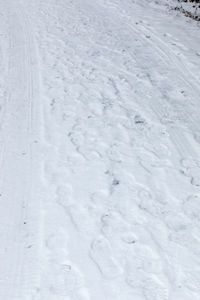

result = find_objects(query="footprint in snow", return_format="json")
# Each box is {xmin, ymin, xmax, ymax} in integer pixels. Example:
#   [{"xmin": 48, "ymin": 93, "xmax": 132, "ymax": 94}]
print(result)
[
  {"xmin": 142, "ymin": 276, "xmax": 169, "ymax": 300},
  {"xmin": 126, "ymin": 269, "xmax": 147, "ymax": 289},
  {"xmin": 180, "ymin": 158, "xmax": 200, "ymax": 186},
  {"xmin": 181, "ymin": 158, "xmax": 200, "ymax": 168},
  {"xmin": 182, "ymin": 166, "xmax": 200, "ymax": 187},
  {"xmin": 138, "ymin": 188, "xmax": 166, "ymax": 217},
  {"xmin": 100, "ymin": 210, "xmax": 129, "ymax": 238},
  {"xmin": 180, "ymin": 268, "xmax": 200, "ymax": 294},
  {"xmin": 164, "ymin": 212, "xmax": 191, "ymax": 231},
  {"xmin": 189, "ymin": 169, "xmax": 200, "ymax": 186},
  {"xmin": 46, "ymin": 263, "xmax": 84, "ymax": 296},
  {"xmin": 183, "ymin": 195, "xmax": 200, "ymax": 221},
  {"xmin": 125, "ymin": 245, "xmax": 164, "ymax": 291},
  {"xmin": 131, "ymin": 244, "xmax": 163, "ymax": 275},
  {"xmin": 90, "ymin": 236, "xmax": 122, "ymax": 279}
]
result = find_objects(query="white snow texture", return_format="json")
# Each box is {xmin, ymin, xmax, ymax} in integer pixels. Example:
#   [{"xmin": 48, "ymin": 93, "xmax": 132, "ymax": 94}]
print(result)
[{"xmin": 0, "ymin": 0, "xmax": 200, "ymax": 299}]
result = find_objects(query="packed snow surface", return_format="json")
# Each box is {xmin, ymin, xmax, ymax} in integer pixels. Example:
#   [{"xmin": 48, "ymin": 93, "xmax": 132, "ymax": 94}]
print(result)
[{"xmin": 0, "ymin": 0, "xmax": 200, "ymax": 299}]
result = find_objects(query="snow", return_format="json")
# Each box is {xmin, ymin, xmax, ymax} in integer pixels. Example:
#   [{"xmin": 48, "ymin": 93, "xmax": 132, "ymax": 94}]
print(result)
[
  {"xmin": 170, "ymin": 0, "xmax": 200, "ymax": 21},
  {"xmin": 0, "ymin": 0, "xmax": 200, "ymax": 299}
]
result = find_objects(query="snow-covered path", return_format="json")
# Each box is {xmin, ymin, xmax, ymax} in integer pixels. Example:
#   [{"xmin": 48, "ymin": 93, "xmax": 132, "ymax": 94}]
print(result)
[
  {"xmin": 0, "ymin": 1, "xmax": 42, "ymax": 299},
  {"xmin": 0, "ymin": 0, "xmax": 200, "ymax": 299}
]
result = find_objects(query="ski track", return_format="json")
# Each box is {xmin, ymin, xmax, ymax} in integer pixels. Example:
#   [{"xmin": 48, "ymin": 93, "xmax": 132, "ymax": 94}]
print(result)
[
  {"xmin": 0, "ymin": 0, "xmax": 42, "ymax": 299},
  {"xmin": 0, "ymin": 0, "xmax": 200, "ymax": 299}
]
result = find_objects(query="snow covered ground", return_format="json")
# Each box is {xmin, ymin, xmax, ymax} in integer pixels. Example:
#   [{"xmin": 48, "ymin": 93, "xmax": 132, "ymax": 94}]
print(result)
[{"xmin": 0, "ymin": 0, "xmax": 200, "ymax": 299}]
